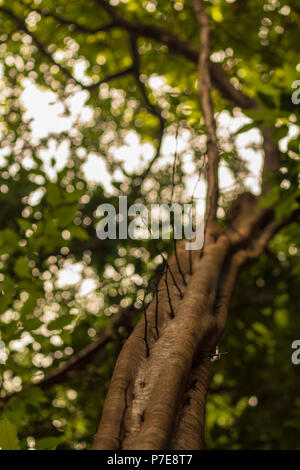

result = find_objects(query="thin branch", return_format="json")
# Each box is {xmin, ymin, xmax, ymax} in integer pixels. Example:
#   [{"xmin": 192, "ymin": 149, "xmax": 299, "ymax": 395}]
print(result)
[
  {"xmin": 192, "ymin": 0, "xmax": 219, "ymax": 233},
  {"xmin": 140, "ymin": 215, "xmax": 184, "ymax": 300},
  {"xmin": 91, "ymin": 66, "xmax": 134, "ymax": 89},
  {"xmin": 170, "ymin": 126, "xmax": 179, "ymax": 204},
  {"xmin": 94, "ymin": 0, "xmax": 256, "ymax": 109},
  {"xmin": 0, "ymin": 6, "xmax": 132, "ymax": 90},
  {"xmin": 92, "ymin": 0, "xmax": 280, "ymax": 204},
  {"xmin": 30, "ymin": 6, "xmax": 115, "ymax": 34},
  {"xmin": 243, "ymin": 219, "xmax": 288, "ymax": 260},
  {"xmin": 129, "ymin": 35, "xmax": 161, "ymax": 118},
  {"xmin": 262, "ymin": 127, "xmax": 281, "ymax": 193},
  {"xmin": 188, "ymin": 154, "xmax": 207, "ymax": 273},
  {"xmin": 170, "ymin": 126, "xmax": 187, "ymax": 286},
  {"xmin": 214, "ymin": 210, "xmax": 299, "ymax": 334},
  {"xmin": 142, "ymin": 117, "xmax": 165, "ymax": 180},
  {"xmin": 164, "ymin": 267, "xmax": 175, "ymax": 318},
  {"xmin": 5, "ymin": 2, "xmax": 257, "ymax": 109},
  {"xmin": 0, "ymin": 306, "xmax": 137, "ymax": 408},
  {"xmin": 128, "ymin": 35, "xmax": 165, "ymax": 179}
]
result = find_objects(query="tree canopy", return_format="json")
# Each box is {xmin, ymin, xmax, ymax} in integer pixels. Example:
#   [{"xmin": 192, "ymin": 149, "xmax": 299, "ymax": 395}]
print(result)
[{"xmin": 0, "ymin": 0, "xmax": 299, "ymax": 450}]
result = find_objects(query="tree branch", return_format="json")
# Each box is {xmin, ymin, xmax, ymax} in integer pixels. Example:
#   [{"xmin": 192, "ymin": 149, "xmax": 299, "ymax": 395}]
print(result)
[
  {"xmin": 128, "ymin": 34, "xmax": 165, "ymax": 178},
  {"xmin": 94, "ymin": 0, "xmax": 256, "ymax": 109},
  {"xmin": 262, "ymin": 127, "xmax": 281, "ymax": 193},
  {"xmin": 192, "ymin": 0, "xmax": 219, "ymax": 234},
  {"xmin": 3, "ymin": 2, "xmax": 257, "ymax": 108},
  {"xmin": 0, "ymin": 307, "xmax": 138, "ymax": 408},
  {"xmin": 0, "ymin": 6, "xmax": 132, "ymax": 90},
  {"xmin": 30, "ymin": 6, "xmax": 115, "ymax": 34}
]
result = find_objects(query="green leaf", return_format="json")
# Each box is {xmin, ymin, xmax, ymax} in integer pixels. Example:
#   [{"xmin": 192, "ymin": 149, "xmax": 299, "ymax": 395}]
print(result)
[
  {"xmin": 22, "ymin": 317, "xmax": 43, "ymax": 331},
  {"xmin": 46, "ymin": 183, "xmax": 61, "ymax": 207},
  {"xmin": 0, "ymin": 418, "xmax": 21, "ymax": 450},
  {"xmin": 275, "ymin": 190, "xmax": 300, "ymax": 220},
  {"xmin": 69, "ymin": 226, "xmax": 90, "ymax": 240},
  {"xmin": 14, "ymin": 257, "xmax": 31, "ymax": 279},
  {"xmin": 258, "ymin": 186, "xmax": 280, "ymax": 209},
  {"xmin": 17, "ymin": 218, "xmax": 33, "ymax": 232},
  {"xmin": 47, "ymin": 314, "xmax": 74, "ymax": 330},
  {"xmin": 0, "ymin": 229, "xmax": 19, "ymax": 255},
  {"xmin": 55, "ymin": 205, "xmax": 77, "ymax": 226},
  {"xmin": 36, "ymin": 437, "xmax": 61, "ymax": 450}
]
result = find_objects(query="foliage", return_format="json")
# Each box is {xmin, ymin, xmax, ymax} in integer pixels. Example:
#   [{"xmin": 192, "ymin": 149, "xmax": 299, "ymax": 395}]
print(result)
[{"xmin": 0, "ymin": 0, "xmax": 299, "ymax": 450}]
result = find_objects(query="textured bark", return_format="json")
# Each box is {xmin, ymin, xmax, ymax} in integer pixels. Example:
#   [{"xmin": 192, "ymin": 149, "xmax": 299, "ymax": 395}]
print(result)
[
  {"xmin": 90, "ymin": 0, "xmax": 286, "ymax": 452},
  {"xmin": 92, "ymin": 0, "xmax": 284, "ymax": 448},
  {"xmin": 93, "ymin": 193, "xmax": 283, "ymax": 450},
  {"xmin": 0, "ymin": 0, "xmax": 294, "ymax": 450}
]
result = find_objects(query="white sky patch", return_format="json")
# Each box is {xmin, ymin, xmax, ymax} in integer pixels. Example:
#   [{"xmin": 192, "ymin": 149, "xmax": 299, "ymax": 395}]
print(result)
[
  {"xmin": 160, "ymin": 130, "xmax": 190, "ymax": 161},
  {"xmin": 148, "ymin": 75, "xmax": 167, "ymax": 91},
  {"xmin": 113, "ymin": 131, "xmax": 141, "ymax": 173},
  {"xmin": 21, "ymin": 80, "xmax": 90, "ymax": 142},
  {"xmin": 79, "ymin": 278, "xmax": 97, "ymax": 297},
  {"xmin": 28, "ymin": 187, "xmax": 46, "ymax": 206},
  {"xmin": 19, "ymin": 80, "xmax": 265, "ymax": 208},
  {"xmin": 110, "ymin": 130, "xmax": 156, "ymax": 174},
  {"xmin": 72, "ymin": 59, "xmax": 89, "ymax": 82},
  {"xmin": 219, "ymin": 163, "xmax": 235, "ymax": 190},
  {"xmin": 56, "ymin": 263, "xmax": 83, "ymax": 288},
  {"xmin": 279, "ymin": 124, "xmax": 299, "ymax": 152},
  {"xmin": 39, "ymin": 139, "xmax": 70, "ymax": 180},
  {"xmin": 42, "ymin": 306, "xmax": 58, "ymax": 324},
  {"xmin": 185, "ymin": 175, "xmax": 207, "ymax": 216},
  {"xmin": 236, "ymin": 129, "xmax": 263, "ymax": 193},
  {"xmin": 22, "ymin": 81, "xmax": 72, "ymax": 140},
  {"xmin": 0, "ymin": 145, "xmax": 11, "ymax": 167},
  {"xmin": 9, "ymin": 332, "xmax": 33, "ymax": 352},
  {"xmin": 217, "ymin": 110, "xmax": 263, "ymax": 194},
  {"xmin": 82, "ymin": 153, "xmax": 114, "ymax": 193}
]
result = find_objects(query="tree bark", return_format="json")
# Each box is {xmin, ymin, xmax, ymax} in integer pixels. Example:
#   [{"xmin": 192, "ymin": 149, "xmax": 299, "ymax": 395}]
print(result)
[
  {"xmin": 91, "ymin": 0, "xmax": 286, "ymax": 452},
  {"xmin": 93, "ymin": 192, "xmax": 283, "ymax": 450}
]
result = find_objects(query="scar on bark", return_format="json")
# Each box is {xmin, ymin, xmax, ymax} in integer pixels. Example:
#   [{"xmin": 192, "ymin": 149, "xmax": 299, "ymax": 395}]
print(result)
[
  {"xmin": 154, "ymin": 276, "xmax": 160, "ymax": 337},
  {"xmin": 119, "ymin": 381, "xmax": 130, "ymax": 447},
  {"xmin": 142, "ymin": 292, "xmax": 150, "ymax": 357}
]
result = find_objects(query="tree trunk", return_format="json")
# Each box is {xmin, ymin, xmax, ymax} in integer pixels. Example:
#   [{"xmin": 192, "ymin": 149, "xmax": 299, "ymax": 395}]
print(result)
[
  {"xmin": 92, "ymin": 0, "xmax": 286, "ymax": 451},
  {"xmin": 93, "ymin": 195, "xmax": 281, "ymax": 450}
]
